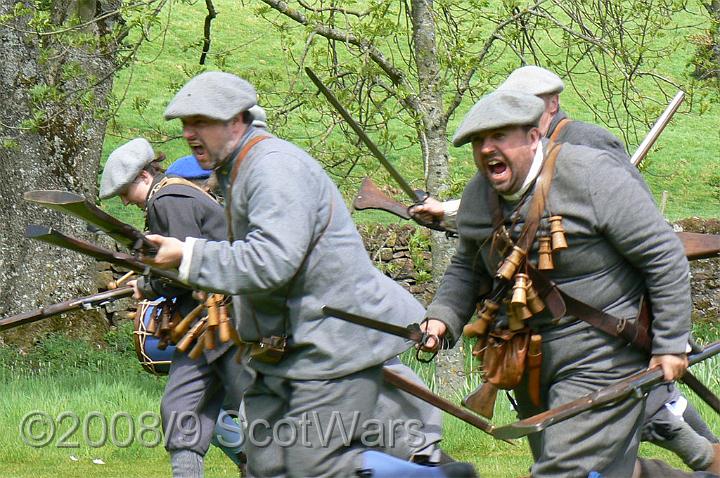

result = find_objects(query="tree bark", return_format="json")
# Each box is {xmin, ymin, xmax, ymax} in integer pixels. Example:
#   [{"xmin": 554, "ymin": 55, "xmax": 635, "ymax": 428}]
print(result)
[
  {"xmin": 0, "ymin": 0, "xmax": 121, "ymax": 346},
  {"xmin": 409, "ymin": 0, "xmax": 464, "ymax": 394}
]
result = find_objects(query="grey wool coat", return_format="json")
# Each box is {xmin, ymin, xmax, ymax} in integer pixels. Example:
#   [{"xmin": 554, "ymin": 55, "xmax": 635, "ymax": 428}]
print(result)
[
  {"xmin": 140, "ymin": 174, "xmax": 231, "ymax": 363},
  {"xmin": 184, "ymin": 127, "xmax": 424, "ymax": 379},
  {"xmin": 426, "ymin": 140, "xmax": 691, "ymax": 355},
  {"xmin": 548, "ymin": 110, "xmax": 629, "ymax": 162}
]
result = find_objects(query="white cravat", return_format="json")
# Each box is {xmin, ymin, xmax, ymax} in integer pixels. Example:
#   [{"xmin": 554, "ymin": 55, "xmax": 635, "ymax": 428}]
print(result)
[{"xmin": 501, "ymin": 145, "xmax": 544, "ymax": 202}]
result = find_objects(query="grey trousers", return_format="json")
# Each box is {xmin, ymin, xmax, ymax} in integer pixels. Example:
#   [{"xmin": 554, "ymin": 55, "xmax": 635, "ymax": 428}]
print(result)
[
  {"xmin": 162, "ymin": 345, "xmax": 254, "ymax": 455},
  {"xmin": 244, "ymin": 365, "xmax": 383, "ymax": 478},
  {"xmin": 642, "ymin": 388, "xmax": 716, "ymax": 471},
  {"xmin": 514, "ymin": 322, "xmax": 647, "ymax": 478},
  {"xmin": 377, "ymin": 358, "xmax": 443, "ymax": 462}
]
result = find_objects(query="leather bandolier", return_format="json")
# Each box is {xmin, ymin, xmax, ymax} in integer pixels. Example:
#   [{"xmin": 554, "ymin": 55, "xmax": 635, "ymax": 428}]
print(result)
[{"xmin": 463, "ymin": 141, "xmax": 653, "ymax": 418}]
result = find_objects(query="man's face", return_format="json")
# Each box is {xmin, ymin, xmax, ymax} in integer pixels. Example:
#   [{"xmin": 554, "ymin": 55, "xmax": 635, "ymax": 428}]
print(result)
[
  {"xmin": 471, "ymin": 125, "xmax": 541, "ymax": 195},
  {"xmin": 119, "ymin": 171, "xmax": 152, "ymax": 209},
  {"xmin": 181, "ymin": 115, "xmax": 245, "ymax": 169}
]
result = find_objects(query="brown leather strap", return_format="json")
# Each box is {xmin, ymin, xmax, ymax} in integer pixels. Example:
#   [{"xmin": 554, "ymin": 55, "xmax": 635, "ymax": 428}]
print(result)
[
  {"xmin": 548, "ymin": 118, "xmax": 571, "ymax": 143},
  {"xmin": 517, "ymin": 141, "xmax": 562, "ymax": 253},
  {"xmin": 225, "ymin": 135, "xmax": 272, "ymax": 241},
  {"xmin": 527, "ymin": 264, "xmax": 652, "ymax": 352}
]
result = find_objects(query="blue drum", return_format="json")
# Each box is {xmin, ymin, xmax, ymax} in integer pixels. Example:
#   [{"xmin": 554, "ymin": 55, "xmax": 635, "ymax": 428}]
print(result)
[{"xmin": 133, "ymin": 299, "xmax": 175, "ymax": 375}]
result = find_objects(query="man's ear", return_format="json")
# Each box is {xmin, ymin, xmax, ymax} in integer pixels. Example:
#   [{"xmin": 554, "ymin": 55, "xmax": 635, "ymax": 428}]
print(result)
[
  {"xmin": 548, "ymin": 95, "xmax": 560, "ymax": 115},
  {"xmin": 528, "ymin": 127, "xmax": 542, "ymax": 149}
]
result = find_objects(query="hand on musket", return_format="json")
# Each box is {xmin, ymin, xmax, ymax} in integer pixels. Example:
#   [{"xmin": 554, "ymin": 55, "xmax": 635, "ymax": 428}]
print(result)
[
  {"xmin": 127, "ymin": 279, "xmax": 144, "ymax": 301},
  {"xmin": 419, "ymin": 318, "xmax": 447, "ymax": 352},
  {"xmin": 650, "ymin": 353, "xmax": 689, "ymax": 381},
  {"xmin": 142, "ymin": 234, "xmax": 184, "ymax": 269},
  {"xmin": 408, "ymin": 197, "xmax": 446, "ymax": 225}
]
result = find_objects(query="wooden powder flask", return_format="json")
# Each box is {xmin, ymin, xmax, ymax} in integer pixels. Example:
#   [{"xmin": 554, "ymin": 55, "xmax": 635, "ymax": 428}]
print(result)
[
  {"xmin": 176, "ymin": 318, "xmax": 207, "ymax": 353},
  {"xmin": 204, "ymin": 295, "xmax": 220, "ymax": 351},
  {"xmin": 549, "ymin": 216, "xmax": 568, "ymax": 251},
  {"xmin": 525, "ymin": 280, "xmax": 546, "ymax": 315},
  {"xmin": 537, "ymin": 236, "xmax": 554, "ymax": 270},
  {"xmin": 159, "ymin": 305, "xmax": 172, "ymax": 334},
  {"xmin": 171, "ymin": 303, "xmax": 205, "ymax": 343},
  {"xmin": 511, "ymin": 273, "xmax": 529, "ymax": 307},
  {"xmin": 497, "ymin": 245, "xmax": 527, "ymax": 281},
  {"xmin": 146, "ymin": 305, "xmax": 160, "ymax": 334},
  {"xmin": 218, "ymin": 302, "xmax": 243, "ymax": 347},
  {"xmin": 464, "ymin": 299, "xmax": 500, "ymax": 339},
  {"xmin": 189, "ymin": 333, "xmax": 206, "ymax": 360}
]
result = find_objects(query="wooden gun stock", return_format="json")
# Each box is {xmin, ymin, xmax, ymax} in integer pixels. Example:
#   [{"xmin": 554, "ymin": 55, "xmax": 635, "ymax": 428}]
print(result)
[
  {"xmin": 381, "ymin": 367, "xmax": 514, "ymax": 444},
  {"xmin": 24, "ymin": 190, "xmax": 157, "ymax": 254},
  {"xmin": 0, "ymin": 286, "xmax": 133, "ymax": 332},
  {"xmin": 462, "ymin": 382, "xmax": 499, "ymax": 419},
  {"xmin": 353, "ymin": 177, "xmax": 412, "ymax": 219},
  {"xmin": 352, "ymin": 177, "xmax": 455, "ymax": 234},
  {"xmin": 677, "ymin": 231, "xmax": 720, "ymax": 260}
]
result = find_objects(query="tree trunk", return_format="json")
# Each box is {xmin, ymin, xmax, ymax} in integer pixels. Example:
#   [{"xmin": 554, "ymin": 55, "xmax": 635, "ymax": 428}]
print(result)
[
  {"xmin": 708, "ymin": 0, "xmax": 720, "ymax": 81},
  {"xmin": 410, "ymin": 0, "xmax": 464, "ymax": 395},
  {"xmin": 0, "ymin": 1, "xmax": 120, "ymax": 347}
]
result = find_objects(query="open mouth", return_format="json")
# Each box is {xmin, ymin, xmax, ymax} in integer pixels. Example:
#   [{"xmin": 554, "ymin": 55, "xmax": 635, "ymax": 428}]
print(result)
[{"xmin": 487, "ymin": 159, "xmax": 509, "ymax": 179}]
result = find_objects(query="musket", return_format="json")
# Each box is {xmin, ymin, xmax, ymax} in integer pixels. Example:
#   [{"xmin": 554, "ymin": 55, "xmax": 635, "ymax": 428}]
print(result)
[
  {"xmin": 492, "ymin": 340, "xmax": 720, "ymax": 440},
  {"xmin": 0, "ymin": 286, "xmax": 133, "ymax": 332},
  {"xmin": 304, "ymin": 68, "xmax": 447, "ymax": 233},
  {"xmin": 321, "ymin": 305, "xmax": 439, "ymax": 363},
  {"xmin": 677, "ymin": 231, "xmax": 720, "ymax": 260},
  {"xmin": 381, "ymin": 367, "xmax": 514, "ymax": 445},
  {"xmin": 24, "ymin": 190, "xmax": 156, "ymax": 254},
  {"xmin": 630, "ymin": 91, "xmax": 685, "ymax": 166},
  {"xmin": 25, "ymin": 224, "xmax": 182, "ymax": 285}
]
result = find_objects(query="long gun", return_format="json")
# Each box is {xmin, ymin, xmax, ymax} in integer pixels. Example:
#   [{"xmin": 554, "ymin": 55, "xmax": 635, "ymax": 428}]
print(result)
[
  {"xmin": 25, "ymin": 225, "xmax": 182, "ymax": 285},
  {"xmin": 24, "ymin": 190, "xmax": 156, "ymax": 254},
  {"xmin": 0, "ymin": 286, "xmax": 133, "ymax": 332},
  {"xmin": 492, "ymin": 340, "xmax": 720, "ymax": 440},
  {"xmin": 305, "ymin": 68, "xmax": 448, "ymax": 233},
  {"xmin": 382, "ymin": 367, "xmax": 513, "ymax": 444}
]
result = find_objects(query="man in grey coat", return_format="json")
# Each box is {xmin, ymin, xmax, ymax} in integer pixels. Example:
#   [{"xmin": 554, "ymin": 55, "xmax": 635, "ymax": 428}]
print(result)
[
  {"xmin": 420, "ymin": 90, "xmax": 691, "ymax": 477},
  {"xmin": 145, "ymin": 71, "xmax": 476, "ymax": 478},
  {"xmin": 411, "ymin": 65, "xmax": 720, "ymax": 475},
  {"xmin": 410, "ymin": 64, "xmax": 628, "ymax": 227}
]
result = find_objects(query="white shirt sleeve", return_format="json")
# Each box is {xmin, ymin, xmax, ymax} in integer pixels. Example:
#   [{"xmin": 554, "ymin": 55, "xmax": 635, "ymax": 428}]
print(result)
[{"xmin": 178, "ymin": 237, "xmax": 198, "ymax": 283}]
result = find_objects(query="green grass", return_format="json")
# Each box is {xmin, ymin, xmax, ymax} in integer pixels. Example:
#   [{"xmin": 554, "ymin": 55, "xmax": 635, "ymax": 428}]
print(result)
[{"xmin": 3, "ymin": 326, "xmax": 717, "ymax": 476}]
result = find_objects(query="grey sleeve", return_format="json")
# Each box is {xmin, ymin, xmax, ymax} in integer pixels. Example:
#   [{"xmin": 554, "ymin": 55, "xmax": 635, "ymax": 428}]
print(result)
[
  {"xmin": 187, "ymin": 152, "xmax": 321, "ymax": 295},
  {"xmin": 426, "ymin": 233, "xmax": 493, "ymax": 344},
  {"xmin": 588, "ymin": 155, "xmax": 691, "ymax": 354}
]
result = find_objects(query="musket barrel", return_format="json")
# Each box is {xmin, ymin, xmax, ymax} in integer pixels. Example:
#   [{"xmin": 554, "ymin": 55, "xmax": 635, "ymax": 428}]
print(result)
[
  {"xmin": 0, "ymin": 286, "xmax": 133, "ymax": 331},
  {"xmin": 630, "ymin": 91, "xmax": 685, "ymax": 167}
]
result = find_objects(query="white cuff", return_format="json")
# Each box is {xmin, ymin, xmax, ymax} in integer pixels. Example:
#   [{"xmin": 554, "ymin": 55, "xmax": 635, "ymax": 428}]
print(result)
[
  {"xmin": 441, "ymin": 199, "xmax": 461, "ymax": 229},
  {"xmin": 178, "ymin": 237, "xmax": 197, "ymax": 283}
]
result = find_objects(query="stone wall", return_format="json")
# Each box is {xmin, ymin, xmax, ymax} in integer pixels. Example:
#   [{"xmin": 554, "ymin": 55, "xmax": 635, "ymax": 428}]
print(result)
[{"xmin": 358, "ymin": 221, "xmax": 720, "ymax": 324}]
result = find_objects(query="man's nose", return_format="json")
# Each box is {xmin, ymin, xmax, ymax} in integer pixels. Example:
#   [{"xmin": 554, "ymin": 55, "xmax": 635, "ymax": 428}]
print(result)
[{"xmin": 182, "ymin": 125, "xmax": 195, "ymax": 139}]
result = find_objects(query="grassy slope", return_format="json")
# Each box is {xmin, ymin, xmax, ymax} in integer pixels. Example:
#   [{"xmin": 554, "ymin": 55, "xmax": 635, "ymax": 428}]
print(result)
[{"xmin": 103, "ymin": 0, "xmax": 719, "ymax": 227}]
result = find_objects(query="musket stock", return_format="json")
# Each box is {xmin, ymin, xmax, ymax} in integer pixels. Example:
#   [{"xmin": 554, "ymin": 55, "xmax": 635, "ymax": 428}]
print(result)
[
  {"xmin": 382, "ymin": 367, "xmax": 514, "ymax": 444},
  {"xmin": 25, "ymin": 225, "xmax": 182, "ymax": 285},
  {"xmin": 492, "ymin": 340, "xmax": 720, "ymax": 440},
  {"xmin": 677, "ymin": 231, "xmax": 720, "ymax": 260},
  {"xmin": 24, "ymin": 190, "xmax": 157, "ymax": 254},
  {"xmin": 353, "ymin": 177, "xmax": 411, "ymax": 220},
  {"xmin": 0, "ymin": 286, "xmax": 133, "ymax": 332},
  {"xmin": 462, "ymin": 382, "xmax": 499, "ymax": 419}
]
